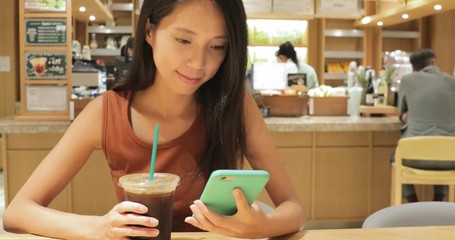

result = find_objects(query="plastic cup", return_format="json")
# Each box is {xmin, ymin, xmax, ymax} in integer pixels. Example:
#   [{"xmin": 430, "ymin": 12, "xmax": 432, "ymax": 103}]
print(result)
[{"xmin": 118, "ymin": 173, "xmax": 180, "ymax": 240}]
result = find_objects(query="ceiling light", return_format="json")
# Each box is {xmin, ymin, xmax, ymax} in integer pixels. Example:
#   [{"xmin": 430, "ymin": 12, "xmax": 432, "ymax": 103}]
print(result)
[
  {"xmin": 79, "ymin": 6, "xmax": 86, "ymax": 12},
  {"xmin": 89, "ymin": 15, "xmax": 96, "ymax": 21},
  {"xmin": 434, "ymin": 4, "xmax": 442, "ymax": 11},
  {"xmin": 361, "ymin": 17, "xmax": 372, "ymax": 24},
  {"xmin": 377, "ymin": 21, "xmax": 384, "ymax": 26},
  {"xmin": 402, "ymin": 14, "xmax": 409, "ymax": 19}
]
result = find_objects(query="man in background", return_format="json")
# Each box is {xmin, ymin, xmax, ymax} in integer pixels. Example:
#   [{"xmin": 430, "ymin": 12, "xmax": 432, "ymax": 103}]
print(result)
[{"xmin": 397, "ymin": 48, "xmax": 455, "ymax": 202}]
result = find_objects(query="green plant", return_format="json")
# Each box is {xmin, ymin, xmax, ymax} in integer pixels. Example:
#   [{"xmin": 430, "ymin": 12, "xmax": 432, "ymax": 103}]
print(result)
[
  {"xmin": 354, "ymin": 66, "xmax": 367, "ymax": 88},
  {"xmin": 382, "ymin": 65, "xmax": 397, "ymax": 85}
]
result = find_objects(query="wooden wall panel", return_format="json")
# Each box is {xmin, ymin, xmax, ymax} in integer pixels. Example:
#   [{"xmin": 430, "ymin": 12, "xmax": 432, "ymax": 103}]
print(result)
[
  {"xmin": 6, "ymin": 133, "xmax": 63, "ymax": 150},
  {"xmin": 72, "ymin": 150, "xmax": 117, "ymax": 215},
  {"xmin": 270, "ymin": 132, "xmax": 312, "ymax": 147},
  {"xmin": 0, "ymin": 1, "xmax": 18, "ymax": 117},
  {"xmin": 315, "ymin": 132, "xmax": 369, "ymax": 147},
  {"xmin": 429, "ymin": 10, "xmax": 455, "ymax": 76},
  {"xmin": 6, "ymin": 150, "xmax": 71, "ymax": 211},
  {"xmin": 371, "ymin": 147, "xmax": 394, "ymax": 213},
  {"xmin": 313, "ymin": 147, "xmax": 370, "ymax": 219}
]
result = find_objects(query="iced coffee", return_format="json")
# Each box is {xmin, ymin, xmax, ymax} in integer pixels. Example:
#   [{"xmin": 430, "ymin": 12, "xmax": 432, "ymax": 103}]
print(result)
[{"xmin": 118, "ymin": 173, "xmax": 180, "ymax": 240}]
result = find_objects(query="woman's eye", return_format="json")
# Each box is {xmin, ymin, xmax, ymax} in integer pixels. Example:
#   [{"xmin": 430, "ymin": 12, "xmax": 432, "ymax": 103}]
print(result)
[
  {"xmin": 175, "ymin": 38, "xmax": 191, "ymax": 45},
  {"xmin": 211, "ymin": 45, "xmax": 226, "ymax": 51}
]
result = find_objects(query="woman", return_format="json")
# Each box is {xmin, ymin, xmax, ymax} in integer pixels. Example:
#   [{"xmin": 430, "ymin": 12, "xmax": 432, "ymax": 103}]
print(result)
[
  {"xmin": 277, "ymin": 41, "xmax": 319, "ymax": 90},
  {"xmin": 3, "ymin": 0, "xmax": 305, "ymax": 239}
]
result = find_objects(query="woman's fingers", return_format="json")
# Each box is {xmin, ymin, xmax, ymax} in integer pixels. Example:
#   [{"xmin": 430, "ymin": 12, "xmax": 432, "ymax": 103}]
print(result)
[{"xmin": 114, "ymin": 201, "xmax": 148, "ymax": 214}]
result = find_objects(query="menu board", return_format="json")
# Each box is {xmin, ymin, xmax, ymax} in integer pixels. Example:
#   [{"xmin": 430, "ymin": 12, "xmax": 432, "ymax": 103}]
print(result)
[
  {"xmin": 273, "ymin": 0, "xmax": 314, "ymax": 15},
  {"xmin": 25, "ymin": 0, "xmax": 66, "ymax": 12},
  {"xmin": 26, "ymin": 85, "xmax": 68, "ymax": 112},
  {"xmin": 288, "ymin": 73, "xmax": 307, "ymax": 87},
  {"xmin": 243, "ymin": 0, "xmax": 272, "ymax": 13},
  {"xmin": 318, "ymin": 0, "xmax": 359, "ymax": 14},
  {"xmin": 25, "ymin": 19, "xmax": 66, "ymax": 45},
  {"xmin": 25, "ymin": 51, "xmax": 67, "ymax": 79}
]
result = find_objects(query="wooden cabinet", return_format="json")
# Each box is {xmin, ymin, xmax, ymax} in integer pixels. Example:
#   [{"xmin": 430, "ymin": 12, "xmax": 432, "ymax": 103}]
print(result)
[
  {"xmin": 4, "ymin": 133, "xmax": 117, "ymax": 215},
  {"xmin": 4, "ymin": 130, "xmax": 406, "ymax": 228},
  {"xmin": 254, "ymin": 130, "xmax": 401, "ymax": 228}
]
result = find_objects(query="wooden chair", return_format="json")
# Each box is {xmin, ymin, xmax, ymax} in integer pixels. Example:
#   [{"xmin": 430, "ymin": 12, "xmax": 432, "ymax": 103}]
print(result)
[{"xmin": 391, "ymin": 136, "xmax": 455, "ymax": 205}]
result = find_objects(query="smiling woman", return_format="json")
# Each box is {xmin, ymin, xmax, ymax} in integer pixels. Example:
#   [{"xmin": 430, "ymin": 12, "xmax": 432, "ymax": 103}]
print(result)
[{"xmin": 3, "ymin": 0, "xmax": 304, "ymax": 239}]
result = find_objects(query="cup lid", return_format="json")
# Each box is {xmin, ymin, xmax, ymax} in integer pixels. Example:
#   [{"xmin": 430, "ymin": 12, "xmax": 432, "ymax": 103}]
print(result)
[{"xmin": 118, "ymin": 173, "xmax": 180, "ymax": 192}]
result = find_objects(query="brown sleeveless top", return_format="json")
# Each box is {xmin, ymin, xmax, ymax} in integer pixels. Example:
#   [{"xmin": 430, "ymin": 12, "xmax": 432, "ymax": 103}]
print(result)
[{"xmin": 101, "ymin": 90, "xmax": 207, "ymax": 232}]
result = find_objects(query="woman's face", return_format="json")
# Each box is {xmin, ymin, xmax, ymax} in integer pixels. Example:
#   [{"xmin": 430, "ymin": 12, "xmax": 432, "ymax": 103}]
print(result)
[
  {"xmin": 146, "ymin": 0, "xmax": 228, "ymax": 96},
  {"xmin": 277, "ymin": 55, "xmax": 288, "ymax": 63}
]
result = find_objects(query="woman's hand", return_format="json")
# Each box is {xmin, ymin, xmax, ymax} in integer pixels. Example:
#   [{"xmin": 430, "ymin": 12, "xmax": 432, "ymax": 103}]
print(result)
[
  {"xmin": 94, "ymin": 201, "xmax": 159, "ymax": 240},
  {"xmin": 184, "ymin": 189, "xmax": 270, "ymax": 239}
]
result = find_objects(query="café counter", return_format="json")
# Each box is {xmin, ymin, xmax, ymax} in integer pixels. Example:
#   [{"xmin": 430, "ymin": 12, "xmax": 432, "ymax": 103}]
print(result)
[{"xmin": 0, "ymin": 116, "xmax": 403, "ymax": 228}]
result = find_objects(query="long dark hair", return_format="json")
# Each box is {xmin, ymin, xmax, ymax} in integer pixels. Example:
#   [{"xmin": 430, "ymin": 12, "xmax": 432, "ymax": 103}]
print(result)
[
  {"xmin": 113, "ymin": 0, "xmax": 248, "ymax": 174},
  {"xmin": 277, "ymin": 41, "xmax": 299, "ymax": 67}
]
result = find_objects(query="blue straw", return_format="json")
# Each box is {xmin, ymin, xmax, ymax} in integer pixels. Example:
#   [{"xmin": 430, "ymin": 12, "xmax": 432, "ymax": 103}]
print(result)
[{"xmin": 149, "ymin": 124, "xmax": 160, "ymax": 180}]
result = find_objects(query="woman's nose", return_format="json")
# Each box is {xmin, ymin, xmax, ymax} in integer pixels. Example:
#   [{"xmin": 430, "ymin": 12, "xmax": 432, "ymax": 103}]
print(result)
[{"xmin": 187, "ymin": 48, "xmax": 207, "ymax": 70}]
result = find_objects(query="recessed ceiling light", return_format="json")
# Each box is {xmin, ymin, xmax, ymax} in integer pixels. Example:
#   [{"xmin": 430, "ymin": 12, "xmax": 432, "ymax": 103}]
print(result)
[
  {"xmin": 79, "ymin": 6, "xmax": 86, "ymax": 12},
  {"xmin": 89, "ymin": 15, "xmax": 96, "ymax": 21},
  {"xmin": 377, "ymin": 21, "xmax": 384, "ymax": 26},
  {"xmin": 402, "ymin": 13, "xmax": 409, "ymax": 19},
  {"xmin": 434, "ymin": 4, "xmax": 442, "ymax": 11},
  {"xmin": 361, "ymin": 17, "xmax": 372, "ymax": 24}
]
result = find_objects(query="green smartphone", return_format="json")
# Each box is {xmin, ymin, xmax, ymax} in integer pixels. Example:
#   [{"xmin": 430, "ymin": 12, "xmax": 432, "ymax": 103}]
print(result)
[{"xmin": 199, "ymin": 169, "xmax": 270, "ymax": 216}]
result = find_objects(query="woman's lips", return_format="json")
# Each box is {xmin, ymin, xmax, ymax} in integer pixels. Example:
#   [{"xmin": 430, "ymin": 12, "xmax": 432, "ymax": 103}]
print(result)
[{"xmin": 176, "ymin": 71, "xmax": 201, "ymax": 85}]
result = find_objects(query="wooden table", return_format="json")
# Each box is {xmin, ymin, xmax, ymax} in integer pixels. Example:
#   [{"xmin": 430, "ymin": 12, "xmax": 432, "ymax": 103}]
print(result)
[{"xmin": 1, "ymin": 226, "xmax": 454, "ymax": 239}]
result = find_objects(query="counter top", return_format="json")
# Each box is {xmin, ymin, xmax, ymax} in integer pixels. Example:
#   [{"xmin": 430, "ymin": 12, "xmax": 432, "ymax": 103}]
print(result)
[
  {"xmin": 264, "ymin": 116, "xmax": 400, "ymax": 132},
  {"xmin": 0, "ymin": 116, "xmax": 400, "ymax": 134}
]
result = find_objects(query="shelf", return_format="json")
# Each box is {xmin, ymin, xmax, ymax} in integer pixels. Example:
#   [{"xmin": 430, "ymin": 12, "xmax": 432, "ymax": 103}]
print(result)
[
  {"xmin": 324, "ymin": 73, "xmax": 347, "ymax": 80},
  {"xmin": 88, "ymin": 26, "xmax": 132, "ymax": 34},
  {"xmin": 325, "ymin": 29, "xmax": 364, "ymax": 38},
  {"xmin": 355, "ymin": 0, "xmax": 455, "ymax": 27},
  {"xmin": 90, "ymin": 48, "xmax": 121, "ymax": 56},
  {"xmin": 382, "ymin": 30, "xmax": 420, "ymax": 39},
  {"xmin": 324, "ymin": 51, "xmax": 363, "ymax": 59},
  {"xmin": 110, "ymin": 3, "xmax": 133, "ymax": 11},
  {"xmin": 72, "ymin": 0, "xmax": 114, "ymax": 22}
]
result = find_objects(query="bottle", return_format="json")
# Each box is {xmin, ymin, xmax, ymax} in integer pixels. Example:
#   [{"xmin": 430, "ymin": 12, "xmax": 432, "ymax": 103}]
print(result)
[
  {"xmin": 377, "ymin": 78, "xmax": 388, "ymax": 106},
  {"xmin": 364, "ymin": 69, "xmax": 375, "ymax": 106},
  {"xmin": 89, "ymin": 33, "xmax": 98, "ymax": 49},
  {"xmin": 377, "ymin": 70, "xmax": 389, "ymax": 106}
]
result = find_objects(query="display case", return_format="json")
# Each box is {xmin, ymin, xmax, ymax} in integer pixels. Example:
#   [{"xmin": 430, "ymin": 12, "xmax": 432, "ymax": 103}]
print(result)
[{"xmin": 323, "ymin": 19, "xmax": 364, "ymax": 87}]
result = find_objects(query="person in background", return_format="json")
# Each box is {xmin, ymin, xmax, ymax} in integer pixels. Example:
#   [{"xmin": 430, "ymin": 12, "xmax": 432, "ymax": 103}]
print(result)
[
  {"xmin": 3, "ymin": 0, "xmax": 305, "ymax": 239},
  {"xmin": 276, "ymin": 41, "xmax": 319, "ymax": 90},
  {"xmin": 120, "ymin": 37, "xmax": 134, "ymax": 62},
  {"xmin": 397, "ymin": 48, "xmax": 455, "ymax": 202}
]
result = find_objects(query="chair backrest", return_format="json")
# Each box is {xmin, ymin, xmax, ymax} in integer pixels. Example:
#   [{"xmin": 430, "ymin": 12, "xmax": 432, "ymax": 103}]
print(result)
[
  {"xmin": 363, "ymin": 202, "xmax": 455, "ymax": 228},
  {"xmin": 257, "ymin": 201, "xmax": 274, "ymax": 213},
  {"xmin": 395, "ymin": 136, "xmax": 455, "ymax": 165}
]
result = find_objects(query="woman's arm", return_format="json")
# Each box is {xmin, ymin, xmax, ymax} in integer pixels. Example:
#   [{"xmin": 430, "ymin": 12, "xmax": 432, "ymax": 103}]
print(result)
[
  {"xmin": 3, "ymin": 97, "xmax": 104, "ymax": 238},
  {"xmin": 3, "ymin": 97, "xmax": 158, "ymax": 239},
  {"xmin": 185, "ymin": 92, "xmax": 305, "ymax": 238},
  {"xmin": 242, "ymin": 91, "xmax": 306, "ymax": 235}
]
